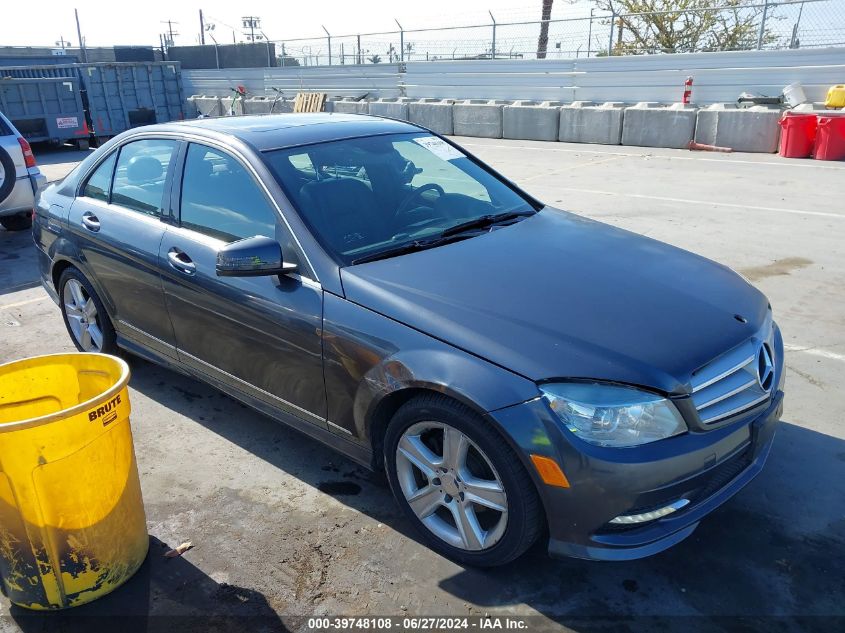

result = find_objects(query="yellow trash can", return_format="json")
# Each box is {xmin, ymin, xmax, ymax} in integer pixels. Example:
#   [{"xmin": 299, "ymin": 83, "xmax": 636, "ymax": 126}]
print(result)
[{"xmin": 0, "ymin": 353, "xmax": 148, "ymax": 610}]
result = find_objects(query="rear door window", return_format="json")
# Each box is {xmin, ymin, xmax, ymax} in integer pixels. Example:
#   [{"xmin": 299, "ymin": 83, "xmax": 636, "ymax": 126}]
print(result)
[
  {"xmin": 111, "ymin": 139, "xmax": 179, "ymax": 216},
  {"xmin": 81, "ymin": 152, "xmax": 117, "ymax": 202}
]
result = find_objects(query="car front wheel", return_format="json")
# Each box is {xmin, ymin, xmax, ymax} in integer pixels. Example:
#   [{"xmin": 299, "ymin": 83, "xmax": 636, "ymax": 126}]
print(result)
[{"xmin": 385, "ymin": 394, "xmax": 543, "ymax": 566}]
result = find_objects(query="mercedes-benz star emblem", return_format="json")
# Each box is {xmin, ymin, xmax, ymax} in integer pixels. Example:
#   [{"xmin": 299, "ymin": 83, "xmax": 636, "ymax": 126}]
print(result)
[{"xmin": 757, "ymin": 343, "xmax": 774, "ymax": 392}]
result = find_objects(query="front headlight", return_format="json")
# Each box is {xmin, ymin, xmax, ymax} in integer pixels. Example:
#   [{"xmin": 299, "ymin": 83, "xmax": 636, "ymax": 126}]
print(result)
[{"xmin": 541, "ymin": 382, "xmax": 687, "ymax": 448}]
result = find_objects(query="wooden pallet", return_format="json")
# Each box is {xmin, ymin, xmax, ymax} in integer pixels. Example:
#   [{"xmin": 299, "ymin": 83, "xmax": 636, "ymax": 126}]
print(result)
[{"xmin": 293, "ymin": 92, "xmax": 327, "ymax": 113}]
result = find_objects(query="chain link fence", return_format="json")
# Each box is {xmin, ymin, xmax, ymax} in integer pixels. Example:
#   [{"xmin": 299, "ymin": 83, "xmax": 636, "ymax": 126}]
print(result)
[{"xmin": 271, "ymin": 0, "xmax": 844, "ymax": 67}]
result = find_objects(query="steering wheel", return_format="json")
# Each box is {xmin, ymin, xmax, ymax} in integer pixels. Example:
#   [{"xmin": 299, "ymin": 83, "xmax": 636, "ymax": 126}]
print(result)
[{"xmin": 395, "ymin": 183, "xmax": 445, "ymax": 217}]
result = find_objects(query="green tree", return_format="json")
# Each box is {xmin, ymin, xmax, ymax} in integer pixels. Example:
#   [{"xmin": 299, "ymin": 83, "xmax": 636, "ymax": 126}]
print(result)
[{"xmin": 598, "ymin": 0, "xmax": 778, "ymax": 54}]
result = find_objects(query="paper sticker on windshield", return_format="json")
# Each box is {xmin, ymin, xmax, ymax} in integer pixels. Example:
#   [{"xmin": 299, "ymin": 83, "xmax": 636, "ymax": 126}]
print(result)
[{"xmin": 413, "ymin": 136, "xmax": 465, "ymax": 161}]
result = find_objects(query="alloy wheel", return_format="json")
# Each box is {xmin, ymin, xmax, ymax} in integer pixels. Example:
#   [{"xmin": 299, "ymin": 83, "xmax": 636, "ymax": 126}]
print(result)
[
  {"xmin": 395, "ymin": 421, "xmax": 508, "ymax": 551},
  {"xmin": 63, "ymin": 279, "xmax": 104, "ymax": 351}
]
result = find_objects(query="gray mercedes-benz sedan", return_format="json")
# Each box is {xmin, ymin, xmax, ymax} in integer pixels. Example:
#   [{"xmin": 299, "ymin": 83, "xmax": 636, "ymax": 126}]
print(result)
[{"xmin": 33, "ymin": 114, "xmax": 784, "ymax": 566}]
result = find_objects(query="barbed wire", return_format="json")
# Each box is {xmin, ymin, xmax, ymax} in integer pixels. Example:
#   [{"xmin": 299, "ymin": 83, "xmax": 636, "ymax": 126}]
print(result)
[{"xmin": 270, "ymin": 0, "xmax": 843, "ymax": 66}]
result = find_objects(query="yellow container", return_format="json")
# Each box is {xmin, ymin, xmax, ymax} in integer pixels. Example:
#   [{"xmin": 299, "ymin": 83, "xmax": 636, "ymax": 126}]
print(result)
[
  {"xmin": 0, "ymin": 353, "xmax": 147, "ymax": 610},
  {"xmin": 826, "ymin": 85, "xmax": 845, "ymax": 109}
]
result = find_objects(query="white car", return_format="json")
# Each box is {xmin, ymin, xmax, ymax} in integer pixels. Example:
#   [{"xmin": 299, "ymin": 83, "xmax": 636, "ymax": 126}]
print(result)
[{"xmin": 0, "ymin": 111, "xmax": 46, "ymax": 231}]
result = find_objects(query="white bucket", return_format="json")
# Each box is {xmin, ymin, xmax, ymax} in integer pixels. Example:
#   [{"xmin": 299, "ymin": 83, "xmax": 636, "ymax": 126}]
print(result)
[{"xmin": 783, "ymin": 82, "xmax": 808, "ymax": 107}]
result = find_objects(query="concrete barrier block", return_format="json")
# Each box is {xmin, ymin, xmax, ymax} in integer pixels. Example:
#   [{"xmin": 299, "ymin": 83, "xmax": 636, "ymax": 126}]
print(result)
[
  {"xmin": 332, "ymin": 98, "xmax": 370, "ymax": 115},
  {"xmin": 559, "ymin": 101, "xmax": 625, "ymax": 145},
  {"xmin": 368, "ymin": 98, "xmax": 411, "ymax": 121},
  {"xmin": 453, "ymin": 100, "xmax": 510, "ymax": 138},
  {"xmin": 409, "ymin": 99, "xmax": 454, "ymax": 135},
  {"xmin": 695, "ymin": 104, "xmax": 782, "ymax": 153},
  {"xmin": 503, "ymin": 101, "xmax": 562, "ymax": 141},
  {"xmin": 269, "ymin": 97, "xmax": 294, "ymax": 113},
  {"xmin": 219, "ymin": 96, "xmax": 245, "ymax": 117},
  {"xmin": 189, "ymin": 95, "xmax": 225, "ymax": 117},
  {"xmin": 792, "ymin": 102, "xmax": 845, "ymax": 116},
  {"xmin": 622, "ymin": 102, "xmax": 697, "ymax": 149},
  {"xmin": 243, "ymin": 96, "xmax": 272, "ymax": 114}
]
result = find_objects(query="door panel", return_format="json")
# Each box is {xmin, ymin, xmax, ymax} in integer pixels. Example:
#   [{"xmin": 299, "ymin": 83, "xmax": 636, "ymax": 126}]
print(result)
[
  {"xmin": 68, "ymin": 139, "xmax": 180, "ymax": 357},
  {"xmin": 160, "ymin": 226, "xmax": 326, "ymax": 425},
  {"xmin": 161, "ymin": 142, "xmax": 326, "ymax": 426}
]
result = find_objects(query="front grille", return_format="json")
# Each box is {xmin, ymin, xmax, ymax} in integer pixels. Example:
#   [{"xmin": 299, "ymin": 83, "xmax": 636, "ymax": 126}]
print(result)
[{"xmin": 690, "ymin": 319, "xmax": 776, "ymax": 425}]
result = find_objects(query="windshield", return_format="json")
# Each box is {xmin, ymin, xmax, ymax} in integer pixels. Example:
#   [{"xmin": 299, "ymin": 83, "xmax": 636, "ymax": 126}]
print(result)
[{"xmin": 263, "ymin": 133, "xmax": 535, "ymax": 265}]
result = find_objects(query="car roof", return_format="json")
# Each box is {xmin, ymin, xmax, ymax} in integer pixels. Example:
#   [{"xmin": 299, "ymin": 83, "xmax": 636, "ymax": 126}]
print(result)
[{"xmin": 136, "ymin": 113, "xmax": 424, "ymax": 151}]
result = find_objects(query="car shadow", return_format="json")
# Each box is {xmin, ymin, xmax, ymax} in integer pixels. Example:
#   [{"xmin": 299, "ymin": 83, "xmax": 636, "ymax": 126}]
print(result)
[
  {"xmin": 9, "ymin": 536, "xmax": 288, "ymax": 633},
  {"xmin": 0, "ymin": 223, "xmax": 41, "ymax": 297},
  {"xmin": 437, "ymin": 421, "xmax": 845, "ymax": 632},
  {"xmin": 125, "ymin": 355, "xmax": 418, "ymax": 539},
  {"xmin": 28, "ymin": 355, "xmax": 842, "ymax": 631}
]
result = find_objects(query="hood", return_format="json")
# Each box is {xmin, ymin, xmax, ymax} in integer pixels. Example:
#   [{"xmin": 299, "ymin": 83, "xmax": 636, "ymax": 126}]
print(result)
[{"xmin": 340, "ymin": 209, "xmax": 769, "ymax": 395}]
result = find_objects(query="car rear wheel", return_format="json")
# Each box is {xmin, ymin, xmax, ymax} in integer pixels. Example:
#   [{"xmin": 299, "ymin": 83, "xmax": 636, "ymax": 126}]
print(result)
[
  {"xmin": 58, "ymin": 268, "xmax": 117, "ymax": 354},
  {"xmin": 0, "ymin": 145, "xmax": 16, "ymax": 204},
  {"xmin": 0, "ymin": 212, "xmax": 33, "ymax": 232},
  {"xmin": 385, "ymin": 394, "xmax": 543, "ymax": 566}
]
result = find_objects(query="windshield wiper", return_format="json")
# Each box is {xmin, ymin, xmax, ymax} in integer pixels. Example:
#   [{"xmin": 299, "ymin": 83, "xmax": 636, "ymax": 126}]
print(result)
[
  {"xmin": 349, "ymin": 210, "xmax": 534, "ymax": 265},
  {"xmin": 350, "ymin": 235, "xmax": 464, "ymax": 265},
  {"xmin": 439, "ymin": 210, "xmax": 535, "ymax": 238}
]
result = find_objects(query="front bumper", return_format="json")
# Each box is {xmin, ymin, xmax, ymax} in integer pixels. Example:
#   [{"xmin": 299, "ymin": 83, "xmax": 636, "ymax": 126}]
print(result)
[{"xmin": 491, "ymin": 388, "xmax": 783, "ymax": 561}]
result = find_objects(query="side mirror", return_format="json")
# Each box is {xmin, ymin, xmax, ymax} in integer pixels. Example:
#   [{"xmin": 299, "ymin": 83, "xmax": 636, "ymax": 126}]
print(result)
[{"xmin": 216, "ymin": 235, "xmax": 297, "ymax": 277}]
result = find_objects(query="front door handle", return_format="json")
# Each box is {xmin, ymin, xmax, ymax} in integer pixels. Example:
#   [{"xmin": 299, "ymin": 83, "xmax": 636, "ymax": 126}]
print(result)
[
  {"xmin": 81, "ymin": 212, "xmax": 100, "ymax": 232},
  {"xmin": 167, "ymin": 248, "xmax": 196, "ymax": 275}
]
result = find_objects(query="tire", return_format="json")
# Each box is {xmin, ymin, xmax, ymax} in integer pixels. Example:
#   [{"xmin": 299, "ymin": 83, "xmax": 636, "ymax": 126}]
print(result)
[
  {"xmin": 58, "ymin": 267, "xmax": 118, "ymax": 354},
  {"xmin": 0, "ymin": 212, "xmax": 32, "ymax": 231},
  {"xmin": 0, "ymin": 145, "xmax": 16, "ymax": 205},
  {"xmin": 385, "ymin": 393, "xmax": 543, "ymax": 566}
]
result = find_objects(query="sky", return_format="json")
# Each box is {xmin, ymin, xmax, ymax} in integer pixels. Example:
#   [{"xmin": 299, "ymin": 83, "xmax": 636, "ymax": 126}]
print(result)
[{"xmin": 0, "ymin": 0, "xmax": 595, "ymax": 48}]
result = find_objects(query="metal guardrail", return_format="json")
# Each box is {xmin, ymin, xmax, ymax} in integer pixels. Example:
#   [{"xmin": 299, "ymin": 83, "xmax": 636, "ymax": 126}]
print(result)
[{"xmin": 181, "ymin": 46, "xmax": 845, "ymax": 105}]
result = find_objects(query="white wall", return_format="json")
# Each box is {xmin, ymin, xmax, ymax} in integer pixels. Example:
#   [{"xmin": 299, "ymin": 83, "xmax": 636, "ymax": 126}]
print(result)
[{"xmin": 183, "ymin": 47, "xmax": 845, "ymax": 104}]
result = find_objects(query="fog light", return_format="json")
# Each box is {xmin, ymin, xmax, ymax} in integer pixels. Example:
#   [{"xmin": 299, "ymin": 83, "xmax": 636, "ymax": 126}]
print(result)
[{"xmin": 609, "ymin": 499, "xmax": 689, "ymax": 525}]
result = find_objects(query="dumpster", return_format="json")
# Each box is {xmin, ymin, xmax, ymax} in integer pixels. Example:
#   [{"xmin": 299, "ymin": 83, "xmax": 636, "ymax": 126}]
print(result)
[
  {"xmin": 0, "ymin": 77, "xmax": 89, "ymax": 146},
  {"xmin": 0, "ymin": 353, "xmax": 147, "ymax": 610},
  {"xmin": 77, "ymin": 62, "xmax": 185, "ymax": 137},
  {"xmin": 778, "ymin": 113, "xmax": 818, "ymax": 158},
  {"xmin": 0, "ymin": 62, "xmax": 186, "ymax": 141}
]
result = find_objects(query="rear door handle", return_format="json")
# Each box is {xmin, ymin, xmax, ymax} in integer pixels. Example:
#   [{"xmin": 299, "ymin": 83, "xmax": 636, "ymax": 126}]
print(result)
[
  {"xmin": 167, "ymin": 248, "xmax": 196, "ymax": 275},
  {"xmin": 81, "ymin": 212, "xmax": 100, "ymax": 232}
]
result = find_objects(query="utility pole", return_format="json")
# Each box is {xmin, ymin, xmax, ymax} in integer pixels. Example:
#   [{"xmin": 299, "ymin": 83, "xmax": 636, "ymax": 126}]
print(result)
[
  {"xmin": 242, "ymin": 16, "xmax": 261, "ymax": 43},
  {"xmin": 74, "ymin": 9, "xmax": 87, "ymax": 62},
  {"xmin": 199, "ymin": 10, "xmax": 205, "ymax": 45},
  {"xmin": 160, "ymin": 20, "xmax": 179, "ymax": 48}
]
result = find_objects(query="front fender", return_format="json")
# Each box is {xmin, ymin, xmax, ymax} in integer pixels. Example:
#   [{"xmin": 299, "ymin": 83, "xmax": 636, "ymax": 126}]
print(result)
[{"xmin": 322, "ymin": 293, "xmax": 539, "ymax": 441}]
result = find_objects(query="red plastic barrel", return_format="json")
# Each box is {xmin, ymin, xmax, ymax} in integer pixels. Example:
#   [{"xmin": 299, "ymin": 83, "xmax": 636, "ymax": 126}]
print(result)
[
  {"xmin": 778, "ymin": 113, "xmax": 818, "ymax": 158},
  {"xmin": 814, "ymin": 116, "xmax": 845, "ymax": 161}
]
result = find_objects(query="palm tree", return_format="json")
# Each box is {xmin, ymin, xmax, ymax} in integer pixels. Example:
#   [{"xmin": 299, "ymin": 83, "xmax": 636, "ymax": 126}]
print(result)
[{"xmin": 537, "ymin": 0, "xmax": 554, "ymax": 58}]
